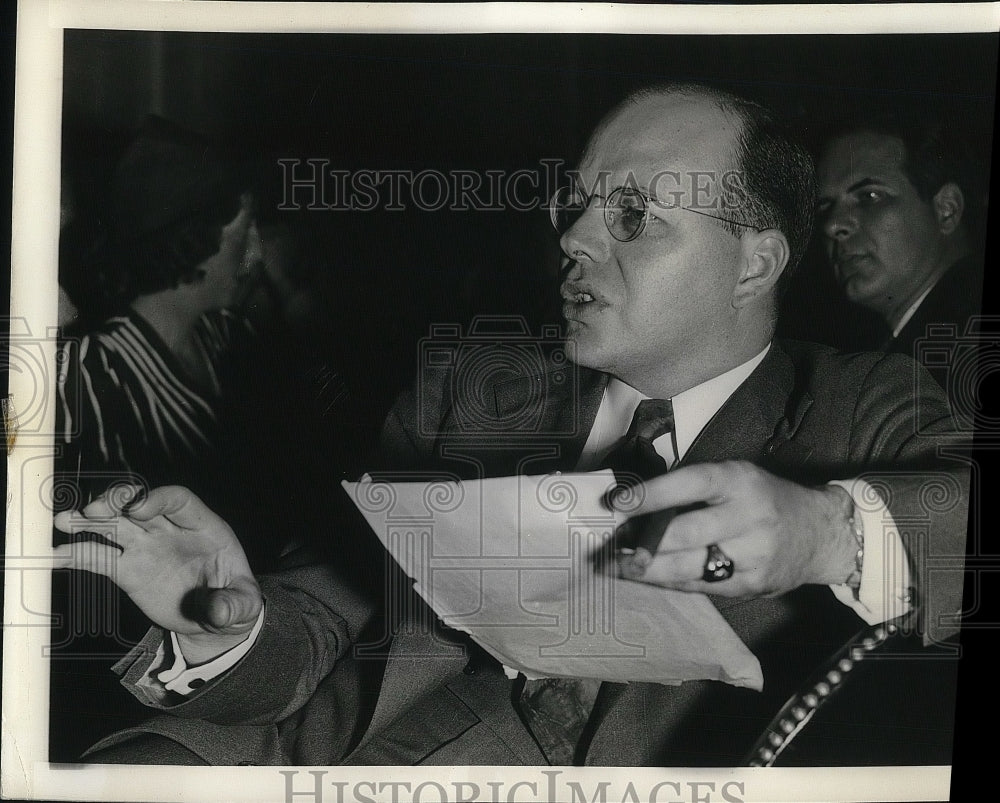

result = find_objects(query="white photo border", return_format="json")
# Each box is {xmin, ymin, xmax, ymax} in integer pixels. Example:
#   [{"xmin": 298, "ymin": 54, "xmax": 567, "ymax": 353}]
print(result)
[{"xmin": 7, "ymin": 2, "xmax": 999, "ymax": 801}]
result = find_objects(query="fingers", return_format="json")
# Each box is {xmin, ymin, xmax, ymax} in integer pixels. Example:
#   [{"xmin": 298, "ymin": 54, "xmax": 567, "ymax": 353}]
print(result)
[
  {"xmin": 634, "ymin": 543, "xmax": 721, "ymax": 587},
  {"xmin": 658, "ymin": 505, "xmax": 732, "ymax": 551},
  {"xmin": 611, "ymin": 505, "xmax": 731, "ymax": 571},
  {"xmin": 206, "ymin": 581, "xmax": 263, "ymax": 632},
  {"xmin": 52, "ymin": 496, "xmax": 123, "ymax": 529},
  {"xmin": 60, "ymin": 485, "xmax": 230, "ymax": 544},
  {"xmin": 613, "ymin": 462, "xmax": 736, "ymax": 518},
  {"xmin": 51, "ymin": 541, "xmax": 120, "ymax": 576},
  {"xmin": 84, "ymin": 484, "xmax": 146, "ymax": 517},
  {"xmin": 618, "ymin": 504, "xmax": 748, "ymax": 591},
  {"xmin": 124, "ymin": 485, "xmax": 213, "ymax": 528},
  {"xmin": 52, "ymin": 508, "xmax": 143, "ymax": 548},
  {"xmin": 625, "ymin": 540, "xmax": 753, "ymax": 597},
  {"xmin": 53, "ymin": 510, "xmax": 77, "ymax": 535},
  {"xmin": 182, "ymin": 578, "xmax": 263, "ymax": 634},
  {"xmin": 53, "ymin": 484, "xmax": 148, "ymax": 540}
]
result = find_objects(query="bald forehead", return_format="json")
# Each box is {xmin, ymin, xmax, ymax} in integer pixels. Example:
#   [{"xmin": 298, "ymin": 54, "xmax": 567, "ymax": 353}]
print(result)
[{"xmin": 581, "ymin": 92, "xmax": 742, "ymax": 177}]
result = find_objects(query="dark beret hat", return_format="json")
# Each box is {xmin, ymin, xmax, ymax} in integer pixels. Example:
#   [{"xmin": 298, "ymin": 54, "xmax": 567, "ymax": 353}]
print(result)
[{"xmin": 110, "ymin": 115, "xmax": 248, "ymax": 243}]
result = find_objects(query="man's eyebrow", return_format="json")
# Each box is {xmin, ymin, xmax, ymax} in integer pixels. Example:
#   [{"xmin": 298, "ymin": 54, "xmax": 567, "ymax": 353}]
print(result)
[
  {"xmin": 845, "ymin": 177, "xmax": 887, "ymax": 193},
  {"xmin": 816, "ymin": 176, "xmax": 888, "ymax": 206}
]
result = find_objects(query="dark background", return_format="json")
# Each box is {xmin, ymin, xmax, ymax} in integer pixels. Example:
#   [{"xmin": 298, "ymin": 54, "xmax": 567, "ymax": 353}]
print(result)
[
  {"xmin": 34, "ymin": 26, "xmax": 999, "ymax": 790},
  {"xmin": 60, "ymin": 31, "xmax": 998, "ymax": 424}
]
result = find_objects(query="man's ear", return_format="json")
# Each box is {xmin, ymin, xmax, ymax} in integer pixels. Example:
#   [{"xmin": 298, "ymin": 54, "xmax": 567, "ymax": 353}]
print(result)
[
  {"xmin": 933, "ymin": 182, "xmax": 965, "ymax": 235},
  {"xmin": 733, "ymin": 228, "xmax": 789, "ymax": 308}
]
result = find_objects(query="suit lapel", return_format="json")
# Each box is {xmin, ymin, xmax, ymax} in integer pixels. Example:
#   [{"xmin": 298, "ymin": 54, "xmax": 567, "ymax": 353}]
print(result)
[{"xmin": 681, "ymin": 343, "xmax": 811, "ymax": 468}]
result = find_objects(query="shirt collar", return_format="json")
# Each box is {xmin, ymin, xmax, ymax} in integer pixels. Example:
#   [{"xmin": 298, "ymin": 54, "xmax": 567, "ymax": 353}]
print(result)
[
  {"xmin": 891, "ymin": 282, "xmax": 937, "ymax": 339},
  {"xmin": 583, "ymin": 344, "xmax": 770, "ymax": 468},
  {"xmin": 670, "ymin": 344, "xmax": 770, "ymax": 459}
]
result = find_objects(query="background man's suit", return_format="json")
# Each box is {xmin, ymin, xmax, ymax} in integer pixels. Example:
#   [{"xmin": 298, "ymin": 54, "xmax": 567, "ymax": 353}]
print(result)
[
  {"xmin": 93, "ymin": 339, "xmax": 968, "ymax": 766},
  {"xmin": 886, "ymin": 254, "xmax": 985, "ymax": 357}
]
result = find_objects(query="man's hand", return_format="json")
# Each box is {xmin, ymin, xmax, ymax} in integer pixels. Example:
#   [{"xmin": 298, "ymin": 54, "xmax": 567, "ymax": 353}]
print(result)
[
  {"xmin": 610, "ymin": 461, "xmax": 860, "ymax": 597},
  {"xmin": 53, "ymin": 485, "xmax": 262, "ymax": 663}
]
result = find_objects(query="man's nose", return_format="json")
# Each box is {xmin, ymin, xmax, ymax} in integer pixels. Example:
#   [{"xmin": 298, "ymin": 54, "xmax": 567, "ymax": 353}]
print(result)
[
  {"xmin": 822, "ymin": 201, "xmax": 856, "ymax": 242},
  {"xmin": 559, "ymin": 203, "xmax": 611, "ymax": 265}
]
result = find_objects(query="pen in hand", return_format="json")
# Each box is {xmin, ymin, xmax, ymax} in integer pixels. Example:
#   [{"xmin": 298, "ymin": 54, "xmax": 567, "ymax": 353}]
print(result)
[
  {"xmin": 592, "ymin": 482, "xmax": 678, "ymax": 581},
  {"xmin": 613, "ymin": 507, "xmax": 677, "ymax": 581}
]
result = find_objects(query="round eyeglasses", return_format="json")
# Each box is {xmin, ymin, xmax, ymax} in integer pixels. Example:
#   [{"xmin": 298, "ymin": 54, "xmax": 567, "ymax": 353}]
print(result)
[{"xmin": 548, "ymin": 185, "xmax": 757, "ymax": 242}]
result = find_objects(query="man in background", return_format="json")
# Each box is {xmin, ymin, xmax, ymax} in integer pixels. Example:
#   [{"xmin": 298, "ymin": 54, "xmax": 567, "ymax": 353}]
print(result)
[{"xmin": 815, "ymin": 113, "xmax": 984, "ymax": 357}]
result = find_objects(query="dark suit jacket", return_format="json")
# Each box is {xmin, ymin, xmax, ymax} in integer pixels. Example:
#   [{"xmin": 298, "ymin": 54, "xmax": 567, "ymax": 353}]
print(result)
[
  {"xmin": 885, "ymin": 254, "xmax": 985, "ymax": 358},
  {"xmin": 104, "ymin": 340, "xmax": 969, "ymax": 766}
]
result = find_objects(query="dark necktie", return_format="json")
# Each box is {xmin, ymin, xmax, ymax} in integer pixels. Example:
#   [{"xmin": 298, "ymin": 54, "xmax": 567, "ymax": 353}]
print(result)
[
  {"xmin": 601, "ymin": 398, "xmax": 676, "ymax": 481},
  {"xmin": 517, "ymin": 398, "xmax": 676, "ymax": 765}
]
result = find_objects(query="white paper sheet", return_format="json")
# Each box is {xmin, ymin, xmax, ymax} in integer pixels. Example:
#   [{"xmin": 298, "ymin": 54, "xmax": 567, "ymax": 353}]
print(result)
[{"xmin": 343, "ymin": 471, "xmax": 762, "ymax": 689}]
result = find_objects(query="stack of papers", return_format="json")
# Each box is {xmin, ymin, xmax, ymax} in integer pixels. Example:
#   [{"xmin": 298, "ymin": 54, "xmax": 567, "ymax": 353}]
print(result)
[{"xmin": 343, "ymin": 470, "xmax": 762, "ymax": 689}]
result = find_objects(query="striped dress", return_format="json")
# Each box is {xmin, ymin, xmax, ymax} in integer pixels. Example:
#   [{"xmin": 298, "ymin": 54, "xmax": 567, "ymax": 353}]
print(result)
[
  {"xmin": 49, "ymin": 309, "xmax": 250, "ymax": 752},
  {"xmin": 54, "ymin": 309, "xmax": 246, "ymax": 507}
]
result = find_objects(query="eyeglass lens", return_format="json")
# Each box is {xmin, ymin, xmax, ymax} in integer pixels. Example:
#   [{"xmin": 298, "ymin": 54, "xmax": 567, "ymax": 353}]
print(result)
[{"xmin": 549, "ymin": 186, "xmax": 648, "ymax": 242}]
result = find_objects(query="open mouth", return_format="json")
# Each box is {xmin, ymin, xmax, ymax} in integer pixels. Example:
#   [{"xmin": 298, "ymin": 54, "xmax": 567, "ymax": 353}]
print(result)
[{"xmin": 561, "ymin": 279, "xmax": 601, "ymax": 306}]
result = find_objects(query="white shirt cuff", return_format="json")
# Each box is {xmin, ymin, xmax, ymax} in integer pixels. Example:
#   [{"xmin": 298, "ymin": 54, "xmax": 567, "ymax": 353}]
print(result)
[
  {"xmin": 154, "ymin": 604, "xmax": 266, "ymax": 695},
  {"xmin": 828, "ymin": 479, "xmax": 914, "ymax": 625}
]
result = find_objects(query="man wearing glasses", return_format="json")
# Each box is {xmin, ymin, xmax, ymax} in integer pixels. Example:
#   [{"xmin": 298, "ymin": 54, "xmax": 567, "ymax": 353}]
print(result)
[{"xmin": 57, "ymin": 83, "xmax": 968, "ymax": 767}]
